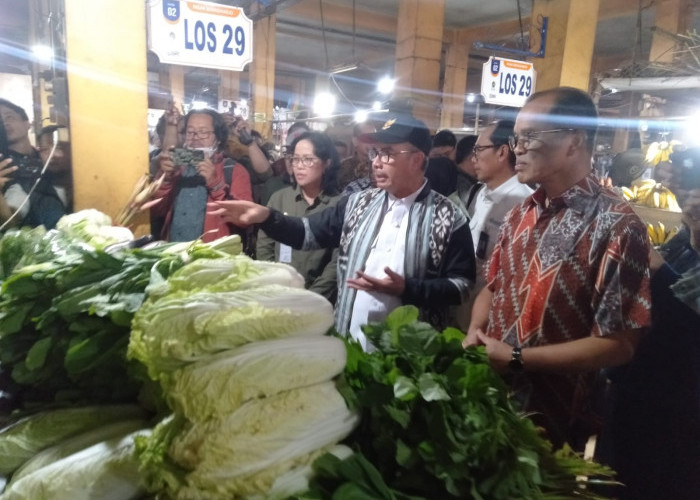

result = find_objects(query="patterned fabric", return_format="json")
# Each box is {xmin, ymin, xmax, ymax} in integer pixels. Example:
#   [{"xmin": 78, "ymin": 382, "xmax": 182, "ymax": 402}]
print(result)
[
  {"xmin": 486, "ymin": 174, "xmax": 651, "ymax": 447},
  {"xmin": 333, "ymin": 186, "xmax": 469, "ymax": 335},
  {"xmin": 338, "ymin": 155, "xmax": 372, "ymax": 190}
]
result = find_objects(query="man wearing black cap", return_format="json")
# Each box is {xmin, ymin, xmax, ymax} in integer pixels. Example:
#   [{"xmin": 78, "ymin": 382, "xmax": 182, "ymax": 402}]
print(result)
[{"xmin": 211, "ymin": 114, "xmax": 475, "ymax": 350}]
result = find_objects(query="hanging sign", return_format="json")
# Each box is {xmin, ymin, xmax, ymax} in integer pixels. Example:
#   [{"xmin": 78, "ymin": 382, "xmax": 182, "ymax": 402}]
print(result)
[
  {"xmin": 480, "ymin": 57, "xmax": 536, "ymax": 108},
  {"xmin": 147, "ymin": 0, "xmax": 253, "ymax": 71}
]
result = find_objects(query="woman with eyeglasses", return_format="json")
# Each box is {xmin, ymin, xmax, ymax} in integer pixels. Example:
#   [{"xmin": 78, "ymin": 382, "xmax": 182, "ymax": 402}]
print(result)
[
  {"xmin": 152, "ymin": 108, "xmax": 253, "ymax": 243},
  {"xmin": 257, "ymin": 131, "xmax": 341, "ymax": 303}
]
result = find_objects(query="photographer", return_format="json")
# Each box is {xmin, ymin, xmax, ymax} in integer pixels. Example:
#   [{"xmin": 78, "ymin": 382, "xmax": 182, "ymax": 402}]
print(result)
[
  {"xmin": 151, "ymin": 108, "xmax": 253, "ymax": 243},
  {"xmin": 0, "ymin": 98, "xmax": 66, "ymax": 229},
  {"xmin": 223, "ymin": 113, "xmax": 272, "ymax": 204}
]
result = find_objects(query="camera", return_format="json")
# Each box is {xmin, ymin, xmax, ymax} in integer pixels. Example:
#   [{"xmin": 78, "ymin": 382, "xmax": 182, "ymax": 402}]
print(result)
[
  {"xmin": 670, "ymin": 147, "xmax": 700, "ymax": 190},
  {"xmin": 11, "ymin": 156, "xmax": 43, "ymax": 182},
  {"xmin": 171, "ymin": 148, "xmax": 205, "ymax": 167}
]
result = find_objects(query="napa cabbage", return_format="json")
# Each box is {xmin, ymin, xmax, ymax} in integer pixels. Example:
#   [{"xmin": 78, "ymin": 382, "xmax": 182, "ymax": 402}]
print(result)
[
  {"xmin": 137, "ymin": 382, "xmax": 358, "ymax": 500},
  {"xmin": 0, "ymin": 428, "xmax": 151, "ymax": 500},
  {"xmin": 0, "ymin": 405, "xmax": 146, "ymax": 476},
  {"xmin": 149, "ymin": 255, "xmax": 305, "ymax": 298},
  {"xmin": 9, "ymin": 419, "xmax": 147, "ymax": 484},
  {"xmin": 163, "ymin": 335, "xmax": 347, "ymax": 421},
  {"xmin": 128, "ymin": 284, "xmax": 335, "ymax": 378}
]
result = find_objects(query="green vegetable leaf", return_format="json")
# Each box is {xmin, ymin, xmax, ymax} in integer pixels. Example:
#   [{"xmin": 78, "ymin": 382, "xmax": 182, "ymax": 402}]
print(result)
[
  {"xmin": 417, "ymin": 373, "xmax": 449, "ymax": 402},
  {"xmin": 393, "ymin": 376, "xmax": 417, "ymax": 401},
  {"xmin": 25, "ymin": 337, "xmax": 53, "ymax": 371}
]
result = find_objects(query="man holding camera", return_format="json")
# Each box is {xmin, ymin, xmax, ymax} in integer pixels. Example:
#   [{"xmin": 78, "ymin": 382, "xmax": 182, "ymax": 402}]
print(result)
[
  {"xmin": 152, "ymin": 108, "xmax": 253, "ymax": 242},
  {"xmin": 0, "ymin": 98, "xmax": 66, "ymax": 229}
]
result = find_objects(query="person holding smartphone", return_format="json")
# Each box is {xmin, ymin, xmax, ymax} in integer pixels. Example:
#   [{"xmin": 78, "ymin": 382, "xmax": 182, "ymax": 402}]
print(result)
[{"xmin": 152, "ymin": 108, "xmax": 253, "ymax": 243}]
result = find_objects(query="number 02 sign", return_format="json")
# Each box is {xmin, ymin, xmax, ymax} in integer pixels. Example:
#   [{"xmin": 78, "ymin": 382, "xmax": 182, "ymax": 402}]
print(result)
[
  {"xmin": 147, "ymin": 0, "xmax": 253, "ymax": 71},
  {"xmin": 480, "ymin": 57, "xmax": 536, "ymax": 108}
]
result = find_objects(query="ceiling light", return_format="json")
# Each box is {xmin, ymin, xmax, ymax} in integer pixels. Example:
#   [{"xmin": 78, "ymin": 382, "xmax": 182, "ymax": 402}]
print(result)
[
  {"xmin": 372, "ymin": 101, "xmax": 383, "ymax": 111},
  {"xmin": 377, "ymin": 76, "xmax": 395, "ymax": 95},
  {"xmin": 354, "ymin": 110, "xmax": 368, "ymax": 123},
  {"xmin": 32, "ymin": 44, "xmax": 53, "ymax": 64},
  {"xmin": 313, "ymin": 92, "xmax": 336, "ymax": 117},
  {"xmin": 191, "ymin": 100, "xmax": 209, "ymax": 110}
]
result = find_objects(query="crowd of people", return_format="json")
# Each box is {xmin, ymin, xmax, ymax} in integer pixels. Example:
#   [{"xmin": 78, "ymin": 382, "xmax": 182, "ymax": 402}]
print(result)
[{"xmin": 1, "ymin": 86, "xmax": 699, "ymax": 498}]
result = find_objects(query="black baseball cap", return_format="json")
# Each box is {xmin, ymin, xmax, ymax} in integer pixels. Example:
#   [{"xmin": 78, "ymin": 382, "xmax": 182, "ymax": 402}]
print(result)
[{"xmin": 359, "ymin": 114, "xmax": 431, "ymax": 156}]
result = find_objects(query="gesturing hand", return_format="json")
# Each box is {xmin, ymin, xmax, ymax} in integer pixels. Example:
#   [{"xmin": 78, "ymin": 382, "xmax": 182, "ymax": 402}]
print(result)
[
  {"xmin": 346, "ymin": 267, "xmax": 405, "ymax": 296},
  {"xmin": 208, "ymin": 200, "xmax": 270, "ymax": 226}
]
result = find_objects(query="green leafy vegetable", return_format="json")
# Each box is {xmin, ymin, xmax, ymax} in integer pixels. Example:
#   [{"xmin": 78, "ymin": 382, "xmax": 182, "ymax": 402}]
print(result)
[{"xmin": 326, "ymin": 306, "xmax": 615, "ymax": 500}]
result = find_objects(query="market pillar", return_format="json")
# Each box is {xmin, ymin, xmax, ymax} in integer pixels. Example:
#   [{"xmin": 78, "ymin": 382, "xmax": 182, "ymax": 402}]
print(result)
[
  {"xmin": 220, "ymin": 70, "xmax": 240, "ymax": 111},
  {"xmin": 394, "ymin": 0, "xmax": 445, "ymax": 129},
  {"xmin": 64, "ymin": 0, "xmax": 149, "ymax": 233},
  {"xmin": 250, "ymin": 14, "xmax": 276, "ymax": 139},
  {"xmin": 530, "ymin": 0, "xmax": 600, "ymax": 91},
  {"xmin": 440, "ymin": 40, "xmax": 469, "ymax": 129},
  {"xmin": 649, "ymin": 0, "xmax": 688, "ymax": 63}
]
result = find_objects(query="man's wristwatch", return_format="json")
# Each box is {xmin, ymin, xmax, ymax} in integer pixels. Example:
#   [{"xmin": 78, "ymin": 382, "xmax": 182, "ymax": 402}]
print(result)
[{"xmin": 509, "ymin": 346, "xmax": 524, "ymax": 372}]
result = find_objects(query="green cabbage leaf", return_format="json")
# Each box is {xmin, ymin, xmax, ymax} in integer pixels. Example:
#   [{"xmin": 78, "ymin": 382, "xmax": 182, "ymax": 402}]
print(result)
[
  {"xmin": 128, "ymin": 284, "xmax": 335, "ymax": 378},
  {"xmin": 163, "ymin": 335, "xmax": 347, "ymax": 421}
]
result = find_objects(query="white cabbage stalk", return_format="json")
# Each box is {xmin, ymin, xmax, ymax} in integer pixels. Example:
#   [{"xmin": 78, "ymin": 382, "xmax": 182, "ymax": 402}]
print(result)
[
  {"xmin": 0, "ymin": 429, "xmax": 151, "ymax": 500},
  {"xmin": 9, "ymin": 419, "xmax": 147, "ymax": 485},
  {"xmin": 164, "ymin": 336, "xmax": 347, "ymax": 421},
  {"xmin": 169, "ymin": 382, "xmax": 358, "ymax": 498},
  {"xmin": 128, "ymin": 285, "xmax": 334, "ymax": 378},
  {"xmin": 0, "ymin": 405, "xmax": 146, "ymax": 476}
]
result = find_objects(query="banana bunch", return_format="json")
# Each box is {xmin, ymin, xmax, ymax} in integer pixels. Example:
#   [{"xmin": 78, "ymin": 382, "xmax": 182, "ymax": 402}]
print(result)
[
  {"xmin": 645, "ymin": 140, "xmax": 681, "ymax": 166},
  {"xmin": 647, "ymin": 222, "xmax": 680, "ymax": 246},
  {"xmin": 621, "ymin": 179, "xmax": 682, "ymax": 212}
]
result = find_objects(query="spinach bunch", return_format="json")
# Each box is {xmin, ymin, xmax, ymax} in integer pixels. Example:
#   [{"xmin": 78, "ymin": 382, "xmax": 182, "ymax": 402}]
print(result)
[
  {"xmin": 316, "ymin": 306, "xmax": 614, "ymax": 500},
  {"xmin": 0, "ymin": 242, "xmax": 184, "ymax": 411}
]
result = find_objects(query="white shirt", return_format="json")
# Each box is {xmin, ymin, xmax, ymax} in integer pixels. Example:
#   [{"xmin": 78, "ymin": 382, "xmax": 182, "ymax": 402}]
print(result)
[
  {"xmin": 349, "ymin": 181, "xmax": 426, "ymax": 351},
  {"xmin": 468, "ymin": 175, "xmax": 533, "ymax": 290}
]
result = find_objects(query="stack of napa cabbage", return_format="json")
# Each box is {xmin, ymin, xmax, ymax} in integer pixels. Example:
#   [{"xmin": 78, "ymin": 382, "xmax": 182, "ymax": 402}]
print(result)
[
  {"xmin": 128, "ymin": 255, "xmax": 358, "ymax": 500},
  {"xmin": 0, "ymin": 405, "xmax": 151, "ymax": 500}
]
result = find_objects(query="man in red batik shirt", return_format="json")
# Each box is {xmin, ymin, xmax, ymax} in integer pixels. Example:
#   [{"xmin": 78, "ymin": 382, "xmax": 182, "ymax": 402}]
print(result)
[{"xmin": 463, "ymin": 87, "xmax": 651, "ymax": 450}]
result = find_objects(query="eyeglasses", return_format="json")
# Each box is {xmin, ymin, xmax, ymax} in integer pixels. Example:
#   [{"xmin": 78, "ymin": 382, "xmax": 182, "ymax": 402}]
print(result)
[
  {"xmin": 508, "ymin": 128, "xmax": 576, "ymax": 151},
  {"xmin": 291, "ymin": 156, "xmax": 320, "ymax": 168},
  {"xmin": 368, "ymin": 149, "xmax": 420, "ymax": 163},
  {"xmin": 185, "ymin": 129, "xmax": 214, "ymax": 139},
  {"xmin": 472, "ymin": 144, "xmax": 499, "ymax": 156}
]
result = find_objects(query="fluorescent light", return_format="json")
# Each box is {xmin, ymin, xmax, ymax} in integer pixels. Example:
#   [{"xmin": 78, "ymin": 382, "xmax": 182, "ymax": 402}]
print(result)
[
  {"xmin": 330, "ymin": 63, "xmax": 359, "ymax": 74},
  {"xmin": 372, "ymin": 101, "xmax": 382, "ymax": 111},
  {"xmin": 191, "ymin": 100, "xmax": 209, "ymax": 110},
  {"xmin": 313, "ymin": 92, "xmax": 336, "ymax": 117},
  {"xmin": 354, "ymin": 110, "xmax": 368, "ymax": 123},
  {"xmin": 377, "ymin": 76, "xmax": 395, "ymax": 95},
  {"xmin": 32, "ymin": 44, "xmax": 53, "ymax": 63}
]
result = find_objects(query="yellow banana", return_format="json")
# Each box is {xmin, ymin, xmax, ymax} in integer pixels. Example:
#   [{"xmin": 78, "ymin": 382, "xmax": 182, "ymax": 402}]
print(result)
[
  {"xmin": 657, "ymin": 222, "xmax": 666, "ymax": 243},
  {"xmin": 652, "ymin": 190, "xmax": 660, "ymax": 208},
  {"xmin": 665, "ymin": 226, "xmax": 680, "ymax": 244},
  {"xmin": 621, "ymin": 187, "xmax": 634, "ymax": 201}
]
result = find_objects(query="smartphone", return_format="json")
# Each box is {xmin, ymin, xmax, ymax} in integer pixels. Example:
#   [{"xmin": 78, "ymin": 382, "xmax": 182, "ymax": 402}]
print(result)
[{"xmin": 171, "ymin": 148, "xmax": 205, "ymax": 167}]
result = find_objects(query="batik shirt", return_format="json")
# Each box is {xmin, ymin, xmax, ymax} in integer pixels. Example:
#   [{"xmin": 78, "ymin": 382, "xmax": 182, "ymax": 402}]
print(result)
[{"xmin": 486, "ymin": 174, "xmax": 651, "ymax": 447}]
